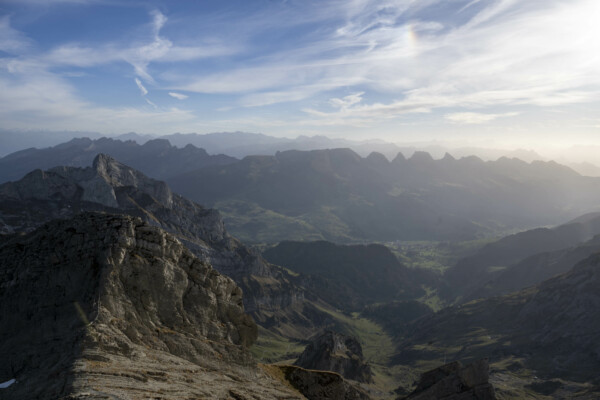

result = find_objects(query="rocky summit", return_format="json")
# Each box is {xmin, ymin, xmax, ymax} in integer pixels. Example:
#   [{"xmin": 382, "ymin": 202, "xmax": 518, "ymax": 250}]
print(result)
[
  {"xmin": 295, "ymin": 331, "xmax": 373, "ymax": 383},
  {"xmin": 0, "ymin": 154, "xmax": 331, "ymax": 339}
]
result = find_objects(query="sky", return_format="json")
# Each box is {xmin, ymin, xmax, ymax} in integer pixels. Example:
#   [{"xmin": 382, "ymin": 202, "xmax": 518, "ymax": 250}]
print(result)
[{"xmin": 0, "ymin": 0, "xmax": 599, "ymax": 149}]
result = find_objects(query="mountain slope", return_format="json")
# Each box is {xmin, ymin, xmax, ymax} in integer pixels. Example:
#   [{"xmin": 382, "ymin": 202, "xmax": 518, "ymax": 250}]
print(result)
[
  {"xmin": 0, "ymin": 154, "xmax": 331, "ymax": 340},
  {"xmin": 466, "ymin": 234, "xmax": 600, "ymax": 301},
  {"xmin": 445, "ymin": 213, "xmax": 600, "ymax": 301},
  {"xmin": 0, "ymin": 213, "xmax": 375, "ymax": 399},
  {"xmin": 0, "ymin": 213, "xmax": 285, "ymax": 399},
  {"xmin": 395, "ymin": 252, "xmax": 600, "ymax": 386},
  {"xmin": 263, "ymin": 240, "xmax": 428, "ymax": 311}
]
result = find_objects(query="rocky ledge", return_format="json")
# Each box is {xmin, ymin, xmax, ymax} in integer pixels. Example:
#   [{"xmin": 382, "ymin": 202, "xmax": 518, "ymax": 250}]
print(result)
[{"xmin": 401, "ymin": 359, "xmax": 496, "ymax": 400}]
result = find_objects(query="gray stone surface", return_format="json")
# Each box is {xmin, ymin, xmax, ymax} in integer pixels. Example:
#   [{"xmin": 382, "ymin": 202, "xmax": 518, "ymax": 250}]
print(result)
[
  {"xmin": 0, "ymin": 213, "xmax": 308, "ymax": 399},
  {"xmin": 280, "ymin": 365, "xmax": 371, "ymax": 400},
  {"xmin": 402, "ymin": 359, "xmax": 496, "ymax": 400},
  {"xmin": 295, "ymin": 331, "xmax": 373, "ymax": 383}
]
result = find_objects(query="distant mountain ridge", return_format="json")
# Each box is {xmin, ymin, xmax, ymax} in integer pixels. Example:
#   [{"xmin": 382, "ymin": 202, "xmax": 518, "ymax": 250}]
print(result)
[
  {"xmin": 2, "ymin": 129, "xmax": 563, "ymax": 164},
  {"xmin": 169, "ymin": 147, "xmax": 600, "ymax": 243},
  {"xmin": 3, "ymin": 137, "xmax": 600, "ymax": 243},
  {"xmin": 0, "ymin": 136, "xmax": 236, "ymax": 183}
]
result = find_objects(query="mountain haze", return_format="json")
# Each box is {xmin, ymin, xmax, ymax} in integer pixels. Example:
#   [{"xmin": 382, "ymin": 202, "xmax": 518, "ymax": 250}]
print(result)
[{"xmin": 169, "ymin": 148, "xmax": 600, "ymax": 243}]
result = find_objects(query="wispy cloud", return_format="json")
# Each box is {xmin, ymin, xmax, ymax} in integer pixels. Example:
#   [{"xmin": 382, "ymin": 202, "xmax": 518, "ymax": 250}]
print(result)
[
  {"xmin": 0, "ymin": 16, "xmax": 33, "ymax": 54},
  {"xmin": 172, "ymin": 0, "xmax": 600, "ymax": 117},
  {"xmin": 329, "ymin": 92, "xmax": 364, "ymax": 109},
  {"xmin": 0, "ymin": 11, "xmax": 198, "ymax": 133},
  {"xmin": 1, "ymin": 0, "xmax": 599, "ymax": 140},
  {"xmin": 168, "ymin": 92, "xmax": 188, "ymax": 100},
  {"xmin": 134, "ymin": 78, "xmax": 148, "ymax": 96},
  {"xmin": 23, "ymin": 10, "xmax": 237, "ymax": 84}
]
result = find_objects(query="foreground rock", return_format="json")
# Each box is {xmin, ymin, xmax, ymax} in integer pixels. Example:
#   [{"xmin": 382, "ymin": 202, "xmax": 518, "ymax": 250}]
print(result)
[
  {"xmin": 0, "ymin": 213, "xmax": 307, "ymax": 399},
  {"xmin": 401, "ymin": 359, "xmax": 496, "ymax": 400},
  {"xmin": 295, "ymin": 331, "xmax": 373, "ymax": 383}
]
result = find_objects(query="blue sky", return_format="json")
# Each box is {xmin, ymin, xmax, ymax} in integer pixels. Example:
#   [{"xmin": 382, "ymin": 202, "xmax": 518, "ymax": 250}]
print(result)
[{"xmin": 0, "ymin": 0, "xmax": 599, "ymax": 148}]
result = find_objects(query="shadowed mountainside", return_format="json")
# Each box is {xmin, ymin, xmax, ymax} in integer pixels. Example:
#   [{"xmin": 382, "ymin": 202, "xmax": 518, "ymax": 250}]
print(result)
[
  {"xmin": 445, "ymin": 212, "xmax": 600, "ymax": 301},
  {"xmin": 263, "ymin": 240, "xmax": 431, "ymax": 311},
  {"xmin": 395, "ymin": 252, "xmax": 600, "ymax": 389},
  {"xmin": 294, "ymin": 331, "xmax": 373, "ymax": 383}
]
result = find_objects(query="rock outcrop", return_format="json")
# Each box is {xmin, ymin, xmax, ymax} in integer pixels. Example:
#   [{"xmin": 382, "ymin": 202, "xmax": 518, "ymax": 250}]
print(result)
[
  {"xmin": 401, "ymin": 359, "xmax": 496, "ymax": 400},
  {"xmin": 278, "ymin": 365, "xmax": 372, "ymax": 400},
  {"xmin": 0, "ymin": 154, "xmax": 332, "ymax": 339},
  {"xmin": 295, "ymin": 331, "xmax": 373, "ymax": 383}
]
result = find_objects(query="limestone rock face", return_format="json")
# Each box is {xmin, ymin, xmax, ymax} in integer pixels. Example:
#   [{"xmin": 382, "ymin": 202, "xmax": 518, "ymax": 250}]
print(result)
[
  {"xmin": 0, "ymin": 213, "xmax": 314, "ymax": 399},
  {"xmin": 295, "ymin": 331, "xmax": 373, "ymax": 383},
  {"xmin": 0, "ymin": 154, "xmax": 328, "ymax": 339},
  {"xmin": 401, "ymin": 359, "xmax": 496, "ymax": 400}
]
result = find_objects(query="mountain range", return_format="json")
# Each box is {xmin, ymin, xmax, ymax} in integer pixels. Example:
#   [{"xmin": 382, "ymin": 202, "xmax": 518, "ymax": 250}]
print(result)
[
  {"xmin": 169, "ymin": 148, "xmax": 600, "ymax": 243},
  {"xmin": 9, "ymin": 129, "xmax": 600, "ymax": 173},
  {"xmin": 4, "ymin": 136, "xmax": 600, "ymax": 244},
  {"xmin": 3, "ymin": 135, "xmax": 600, "ymax": 398}
]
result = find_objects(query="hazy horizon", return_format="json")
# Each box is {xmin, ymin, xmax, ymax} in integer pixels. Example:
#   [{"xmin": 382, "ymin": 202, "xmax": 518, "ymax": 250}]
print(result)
[{"xmin": 1, "ymin": 0, "xmax": 599, "ymax": 149}]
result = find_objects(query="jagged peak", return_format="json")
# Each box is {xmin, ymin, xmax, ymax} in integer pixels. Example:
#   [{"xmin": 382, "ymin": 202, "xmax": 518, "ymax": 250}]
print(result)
[
  {"xmin": 90, "ymin": 154, "xmax": 174, "ymax": 208},
  {"xmin": 409, "ymin": 151, "xmax": 434, "ymax": 162},
  {"xmin": 142, "ymin": 138, "xmax": 172, "ymax": 149},
  {"xmin": 458, "ymin": 154, "xmax": 484, "ymax": 164},
  {"xmin": 392, "ymin": 152, "xmax": 406, "ymax": 163},
  {"xmin": 366, "ymin": 151, "xmax": 389, "ymax": 164},
  {"xmin": 441, "ymin": 152, "xmax": 456, "ymax": 162}
]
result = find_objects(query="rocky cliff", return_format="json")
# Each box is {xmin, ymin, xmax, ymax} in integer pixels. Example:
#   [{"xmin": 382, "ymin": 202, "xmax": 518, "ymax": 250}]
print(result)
[
  {"xmin": 0, "ymin": 154, "xmax": 331, "ymax": 339},
  {"xmin": 401, "ymin": 359, "xmax": 496, "ymax": 400},
  {"xmin": 277, "ymin": 365, "xmax": 372, "ymax": 400},
  {"xmin": 0, "ymin": 213, "xmax": 301, "ymax": 399},
  {"xmin": 295, "ymin": 331, "xmax": 373, "ymax": 383}
]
